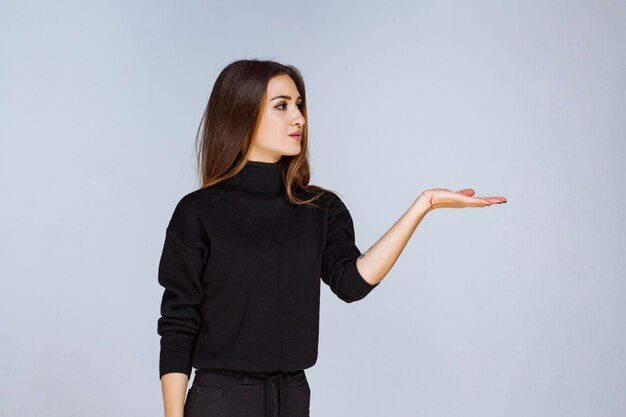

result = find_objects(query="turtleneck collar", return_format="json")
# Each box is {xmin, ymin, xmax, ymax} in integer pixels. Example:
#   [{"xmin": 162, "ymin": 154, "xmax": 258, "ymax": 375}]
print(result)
[{"xmin": 222, "ymin": 159, "xmax": 285, "ymax": 197}]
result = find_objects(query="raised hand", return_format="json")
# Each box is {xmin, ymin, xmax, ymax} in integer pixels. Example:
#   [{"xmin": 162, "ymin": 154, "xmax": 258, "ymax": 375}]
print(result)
[
  {"xmin": 419, "ymin": 188, "xmax": 507, "ymax": 211},
  {"xmin": 348, "ymin": 187, "xmax": 507, "ymax": 288}
]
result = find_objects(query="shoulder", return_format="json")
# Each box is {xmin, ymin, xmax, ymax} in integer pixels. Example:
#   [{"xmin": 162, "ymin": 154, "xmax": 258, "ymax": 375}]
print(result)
[
  {"xmin": 295, "ymin": 187, "xmax": 338, "ymax": 208},
  {"xmin": 165, "ymin": 186, "xmax": 221, "ymax": 248},
  {"xmin": 317, "ymin": 189, "xmax": 351, "ymax": 209},
  {"xmin": 302, "ymin": 188, "xmax": 354, "ymax": 219},
  {"xmin": 169, "ymin": 188, "xmax": 204, "ymax": 221},
  {"xmin": 170, "ymin": 183, "xmax": 227, "ymax": 216}
]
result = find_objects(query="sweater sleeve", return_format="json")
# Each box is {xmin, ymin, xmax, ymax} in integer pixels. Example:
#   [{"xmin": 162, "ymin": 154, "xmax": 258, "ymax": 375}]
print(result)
[
  {"xmin": 320, "ymin": 193, "xmax": 380, "ymax": 303},
  {"xmin": 156, "ymin": 196, "xmax": 208, "ymax": 379}
]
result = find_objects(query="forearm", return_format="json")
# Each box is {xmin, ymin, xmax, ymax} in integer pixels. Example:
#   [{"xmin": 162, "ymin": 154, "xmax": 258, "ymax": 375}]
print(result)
[
  {"xmin": 356, "ymin": 193, "xmax": 432, "ymax": 285},
  {"xmin": 161, "ymin": 372, "xmax": 189, "ymax": 417}
]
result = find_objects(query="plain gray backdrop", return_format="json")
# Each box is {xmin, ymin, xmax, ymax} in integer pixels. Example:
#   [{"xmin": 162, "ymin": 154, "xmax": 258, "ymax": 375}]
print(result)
[{"xmin": 1, "ymin": 0, "xmax": 624, "ymax": 416}]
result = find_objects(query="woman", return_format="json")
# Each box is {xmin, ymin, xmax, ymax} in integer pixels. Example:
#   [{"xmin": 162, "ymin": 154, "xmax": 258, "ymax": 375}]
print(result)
[{"xmin": 157, "ymin": 59, "xmax": 507, "ymax": 417}]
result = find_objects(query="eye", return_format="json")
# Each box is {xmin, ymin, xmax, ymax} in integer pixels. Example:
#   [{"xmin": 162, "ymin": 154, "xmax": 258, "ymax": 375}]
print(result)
[{"xmin": 275, "ymin": 102, "xmax": 304, "ymax": 110}]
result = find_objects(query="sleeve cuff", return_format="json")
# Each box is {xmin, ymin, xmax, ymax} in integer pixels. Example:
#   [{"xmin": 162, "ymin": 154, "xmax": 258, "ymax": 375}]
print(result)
[
  {"xmin": 340, "ymin": 258, "xmax": 380, "ymax": 303},
  {"xmin": 159, "ymin": 351, "xmax": 193, "ymax": 379}
]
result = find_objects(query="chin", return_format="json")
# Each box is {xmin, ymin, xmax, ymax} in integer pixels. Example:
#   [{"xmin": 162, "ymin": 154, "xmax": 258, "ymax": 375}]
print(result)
[{"xmin": 282, "ymin": 146, "xmax": 302, "ymax": 157}]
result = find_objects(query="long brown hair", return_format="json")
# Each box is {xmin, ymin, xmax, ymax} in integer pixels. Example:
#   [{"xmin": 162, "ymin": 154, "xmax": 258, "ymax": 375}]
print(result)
[{"xmin": 194, "ymin": 59, "xmax": 332, "ymax": 208}]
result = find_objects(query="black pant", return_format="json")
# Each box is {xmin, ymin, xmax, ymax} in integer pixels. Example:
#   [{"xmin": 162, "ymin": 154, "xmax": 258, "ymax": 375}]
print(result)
[{"xmin": 184, "ymin": 368, "xmax": 311, "ymax": 417}]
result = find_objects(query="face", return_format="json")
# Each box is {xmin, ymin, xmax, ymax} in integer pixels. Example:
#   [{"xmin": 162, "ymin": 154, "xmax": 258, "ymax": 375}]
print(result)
[{"xmin": 247, "ymin": 74, "xmax": 306, "ymax": 163}]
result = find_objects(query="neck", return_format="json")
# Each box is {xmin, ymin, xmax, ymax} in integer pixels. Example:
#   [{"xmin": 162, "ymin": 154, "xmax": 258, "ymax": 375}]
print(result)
[{"xmin": 223, "ymin": 159, "xmax": 285, "ymax": 197}]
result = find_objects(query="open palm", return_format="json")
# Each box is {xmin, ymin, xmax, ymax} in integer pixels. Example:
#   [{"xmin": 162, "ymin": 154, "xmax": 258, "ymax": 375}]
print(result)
[{"xmin": 421, "ymin": 188, "xmax": 507, "ymax": 211}]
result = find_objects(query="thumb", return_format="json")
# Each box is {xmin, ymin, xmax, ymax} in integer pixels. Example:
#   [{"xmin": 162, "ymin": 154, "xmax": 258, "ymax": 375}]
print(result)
[{"xmin": 456, "ymin": 188, "xmax": 475, "ymax": 196}]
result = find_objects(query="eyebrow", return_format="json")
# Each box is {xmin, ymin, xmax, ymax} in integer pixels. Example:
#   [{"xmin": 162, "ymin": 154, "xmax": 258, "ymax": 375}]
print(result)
[{"xmin": 270, "ymin": 95, "xmax": 302, "ymax": 101}]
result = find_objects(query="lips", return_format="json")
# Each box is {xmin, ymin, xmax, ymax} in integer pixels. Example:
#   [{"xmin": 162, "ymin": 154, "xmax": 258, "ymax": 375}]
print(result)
[{"xmin": 289, "ymin": 132, "xmax": 302, "ymax": 137}]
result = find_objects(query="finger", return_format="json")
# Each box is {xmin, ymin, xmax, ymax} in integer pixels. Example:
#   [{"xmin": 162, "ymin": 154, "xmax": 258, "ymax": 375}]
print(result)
[
  {"xmin": 462, "ymin": 196, "xmax": 490, "ymax": 206},
  {"xmin": 471, "ymin": 197, "xmax": 492, "ymax": 206},
  {"xmin": 479, "ymin": 197, "xmax": 507, "ymax": 204}
]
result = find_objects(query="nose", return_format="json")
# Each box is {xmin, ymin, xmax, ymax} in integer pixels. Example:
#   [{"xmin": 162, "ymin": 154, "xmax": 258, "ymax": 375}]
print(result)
[{"xmin": 293, "ymin": 114, "xmax": 305, "ymax": 127}]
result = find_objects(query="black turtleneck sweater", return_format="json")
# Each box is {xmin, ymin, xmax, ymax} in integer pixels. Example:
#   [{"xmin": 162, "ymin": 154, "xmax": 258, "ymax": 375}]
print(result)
[{"xmin": 156, "ymin": 159, "xmax": 380, "ymax": 379}]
